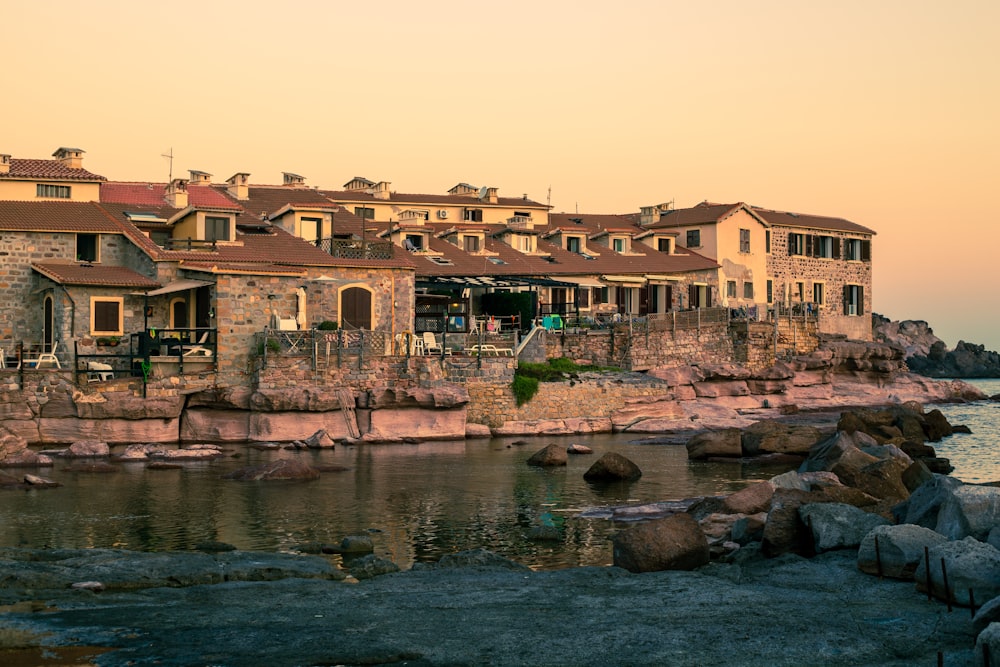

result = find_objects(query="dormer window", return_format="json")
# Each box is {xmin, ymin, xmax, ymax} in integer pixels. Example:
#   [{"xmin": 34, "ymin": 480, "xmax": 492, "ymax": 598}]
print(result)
[
  {"xmin": 657, "ymin": 238, "xmax": 673, "ymax": 253},
  {"xmin": 464, "ymin": 208, "xmax": 483, "ymax": 222},
  {"xmin": 612, "ymin": 237, "xmax": 626, "ymax": 253},
  {"xmin": 77, "ymin": 234, "xmax": 99, "ymax": 262},
  {"xmin": 513, "ymin": 235, "xmax": 535, "ymax": 252},
  {"xmin": 566, "ymin": 236, "xmax": 581, "ymax": 253},
  {"xmin": 404, "ymin": 234, "xmax": 424, "ymax": 251},
  {"xmin": 300, "ymin": 217, "xmax": 322, "ymax": 244},
  {"xmin": 206, "ymin": 216, "xmax": 230, "ymax": 242},
  {"xmin": 463, "ymin": 235, "xmax": 480, "ymax": 252}
]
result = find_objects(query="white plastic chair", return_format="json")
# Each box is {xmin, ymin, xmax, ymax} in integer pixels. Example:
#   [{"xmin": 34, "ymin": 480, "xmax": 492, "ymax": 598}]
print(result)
[
  {"xmin": 422, "ymin": 331, "xmax": 442, "ymax": 354},
  {"xmin": 182, "ymin": 332, "xmax": 212, "ymax": 357},
  {"xmin": 87, "ymin": 361, "xmax": 114, "ymax": 382},
  {"xmin": 24, "ymin": 341, "xmax": 61, "ymax": 369}
]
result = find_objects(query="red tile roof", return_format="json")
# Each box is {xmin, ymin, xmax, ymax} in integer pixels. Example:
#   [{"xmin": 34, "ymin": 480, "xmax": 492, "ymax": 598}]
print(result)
[
  {"xmin": 2, "ymin": 159, "xmax": 106, "ymax": 182},
  {"xmin": 322, "ymin": 189, "xmax": 547, "ymax": 209},
  {"xmin": 101, "ymin": 182, "xmax": 242, "ymax": 210},
  {"xmin": 0, "ymin": 201, "xmax": 122, "ymax": 233},
  {"xmin": 31, "ymin": 261, "xmax": 160, "ymax": 288},
  {"xmin": 750, "ymin": 206, "xmax": 876, "ymax": 235}
]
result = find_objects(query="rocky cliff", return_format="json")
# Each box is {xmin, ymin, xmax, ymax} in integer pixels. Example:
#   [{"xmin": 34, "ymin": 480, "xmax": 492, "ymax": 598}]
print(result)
[{"xmin": 874, "ymin": 313, "xmax": 1000, "ymax": 378}]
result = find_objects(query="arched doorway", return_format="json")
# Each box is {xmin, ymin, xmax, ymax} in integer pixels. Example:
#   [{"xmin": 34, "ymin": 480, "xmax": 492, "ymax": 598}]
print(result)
[
  {"xmin": 340, "ymin": 286, "xmax": 372, "ymax": 330},
  {"xmin": 170, "ymin": 298, "xmax": 189, "ymax": 329}
]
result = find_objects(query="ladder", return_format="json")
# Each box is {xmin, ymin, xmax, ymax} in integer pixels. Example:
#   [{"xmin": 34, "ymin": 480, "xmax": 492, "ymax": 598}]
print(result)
[{"xmin": 337, "ymin": 389, "xmax": 361, "ymax": 439}]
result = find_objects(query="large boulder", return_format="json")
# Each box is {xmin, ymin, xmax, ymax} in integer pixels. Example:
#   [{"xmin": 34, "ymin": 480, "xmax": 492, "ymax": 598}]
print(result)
[
  {"xmin": 685, "ymin": 428, "xmax": 742, "ymax": 460},
  {"xmin": 799, "ymin": 431, "xmax": 881, "ymax": 474},
  {"xmin": 611, "ymin": 513, "xmax": 709, "ymax": 573},
  {"xmin": 722, "ymin": 481, "xmax": 774, "ymax": 515},
  {"xmin": 935, "ymin": 484, "xmax": 1000, "ymax": 542},
  {"xmin": 0, "ymin": 425, "xmax": 28, "ymax": 461},
  {"xmin": 922, "ymin": 409, "xmax": 954, "ymax": 442},
  {"xmin": 526, "ymin": 444, "xmax": 567, "ymax": 467},
  {"xmin": 583, "ymin": 452, "xmax": 641, "ymax": 482},
  {"xmin": 973, "ymin": 597, "xmax": 1000, "ymax": 637},
  {"xmin": 798, "ymin": 503, "xmax": 890, "ymax": 553},
  {"xmin": 832, "ymin": 457, "xmax": 910, "ymax": 502},
  {"xmin": 304, "ymin": 429, "xmax": 336, "ymax": 449},
  {"xmin": 857, "ymin": 524, "xmax": 949, "ymax": 579},
  {"xmin": 894, "ymin": 474, "xmax": 965, "ymax": 528},
  {"xmin": 63, "ymin": 440, "xmax": 110, "ymax": 458},
  {"xmin": 761, "ymin": 488, "xmax": 820, "ymax": 557},
  {"xmin": 223, "ymin": 458, "xmax": 320, "ymax": 481},
  {"xmin": 646, "ymin": 365, "xmax": 704, "ymax": 387},
  {"xmin": 914, "ymin": 537, "xmax": 1000, "ymax": 607},
  {"xmin": 976, "ymin": 623, "xmax": 1000, "ymax": 667},
  {"xmin": 742, "ymin": 420, "xmax": 821, "ymax": 456}
]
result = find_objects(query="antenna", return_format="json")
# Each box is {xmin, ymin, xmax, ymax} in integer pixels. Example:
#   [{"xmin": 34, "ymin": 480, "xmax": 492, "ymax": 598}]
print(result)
[
  {"xmin": 161, "ymin": 147, "xmax": 174, "ymax": 182},
  {"xmin": 547, "ymin": 185, "xmax": 551, "ymax": 208}
]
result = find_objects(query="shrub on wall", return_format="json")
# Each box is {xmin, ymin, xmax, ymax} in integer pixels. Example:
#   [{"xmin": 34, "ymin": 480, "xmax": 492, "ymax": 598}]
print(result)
[{"xmin": 512, "ymin": 374, "xmax": 539, "ymax": 406}]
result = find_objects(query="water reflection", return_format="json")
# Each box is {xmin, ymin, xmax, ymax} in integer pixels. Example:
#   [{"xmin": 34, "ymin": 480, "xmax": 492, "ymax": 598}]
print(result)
[{"xmin": 1, "ymin": 434, "xmax": 789, "ymax": 570}]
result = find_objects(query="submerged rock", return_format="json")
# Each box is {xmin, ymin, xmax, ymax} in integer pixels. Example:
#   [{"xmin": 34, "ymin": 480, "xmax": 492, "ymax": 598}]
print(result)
[
  {"xmin": 583, "ymin": 452, "xmax": 642, "ymax": 481},
  {"xmin": 223, "ymin": 458, "xmax": 320, "ymax": 482}
]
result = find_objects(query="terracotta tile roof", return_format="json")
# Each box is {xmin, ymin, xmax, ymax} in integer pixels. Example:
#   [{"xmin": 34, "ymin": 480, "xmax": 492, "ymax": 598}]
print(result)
[
  {"xmin": 644, "ymin": 203, "xmax": 747, "ymax": 229},
  {"xmin": 101, "ymin": 182, "xmax": 242, "ymax": 210},
  {"xmin": 750, "ymin": 206, "xmax": 876, "ymax": 235},
  {"xmin": 546, "ymin": 213, "xmax": 636, "ymax": 234},
  {"xmin": 177, "ymin": 261, "xmax": 307, "ymax": 276},
  {"xmin": 31, "ymin": 261, "xmax": 160, "ymax": 288},
  {"xmin": 322, "ymin": 188, "xmax": 547, "ymax": 209},
  {"xmin": 2, "ymin": 159, "xmax": 106, "ymax": 182},
  {"xmin": 0, "ymin": 201, "xmax": 122, "ymax": 233}
]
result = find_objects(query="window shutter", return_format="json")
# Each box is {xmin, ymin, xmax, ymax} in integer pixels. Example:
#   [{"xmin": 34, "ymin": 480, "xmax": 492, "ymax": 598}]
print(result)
[
  {"xmin": 665, "ymin": 285, "xmax": 673, "ymax": 310},
  {"xmin": 858, "ymin": 286, "xmax": 864, "ymax": 316},
  {"xmin": 788, "ymin": 234, "xmax": 795, "ymax": 256},
  {"xmin": 805, "ymin": 234, "xmax": 814, "ymax": 257},
  {"xmin": 861, "ymin": 240, "xmax": 871, "ymax": 262},
  {"xmin": 832, "ymin": 238, "xmax": 840, "ymax": 259},
  {"xmin": 843, "ymin": 285, "xmax": 850, "ymax": 315},
  {"xmin": 706, "ymin": 287, "xmax": 713, "ymax": 308},
  {"xmin": 688, "ymin": 284, "xmax": 696, "ymax": 306}
]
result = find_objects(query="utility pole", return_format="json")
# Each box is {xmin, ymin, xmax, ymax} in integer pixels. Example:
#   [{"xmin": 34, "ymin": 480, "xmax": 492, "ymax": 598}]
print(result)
[{"xmin": 161, "ymin": 148, "xmax": 174, "ymax": 182}]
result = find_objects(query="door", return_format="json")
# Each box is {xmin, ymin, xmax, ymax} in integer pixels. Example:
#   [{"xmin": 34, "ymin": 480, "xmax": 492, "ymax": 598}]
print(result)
[
  {"xmin": 341, "ymin": 286, "xmax": 372, "ymax": 330},
  {"xmin": 195, "ymin": 286, "xmax": 212, "ymax": 329}
]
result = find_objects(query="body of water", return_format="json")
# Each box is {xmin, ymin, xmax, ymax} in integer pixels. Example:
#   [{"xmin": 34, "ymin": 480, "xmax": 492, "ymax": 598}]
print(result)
[{"xmin": 1, "ymin": 379, "xmax": 996, "ymax": 570}]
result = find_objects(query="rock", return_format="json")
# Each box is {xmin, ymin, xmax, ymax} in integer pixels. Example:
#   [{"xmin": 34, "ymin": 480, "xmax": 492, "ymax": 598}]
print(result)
[
  {"xmin": 0, "ymin": 448, "xmax": 52, "ymax": 468},
  {"xmin": 922, "ymin": 409, "xmax": 954, "ymax": 442},
  {"xmin": 23, "ymin": 474, "xmax": 60, "ymax": 488},
  {"xmin": 973, "ymin": 596, "xmax": 1000, "ymax": 636},
  {"xmin": 857, "ymin": 524, "xmax": 950, "ymax": 579},
  {"xmin": 799, "ymin": 431, "xmax": 880, "ymax": 474},
  {"xmin": 833, "ymin": 457, "xmax": 910, "ymax": 502},
  {"xmin": 223, "ymin": 458, "xmax": 320, "ymax": 481},
  {"xmin": 894, "ymin": 475, "xmax": 964, "ymax": 528},
  {"xmin": 769, "ymin": 470, "xmax": 811, "ymax": 492},
  {"xmin": 761, "ymin": 488, "xmax": 822, "ymax": 557},
  {"xmin": 730, "ymin": 513, "xmax": 768, "ymax": 544},
  {"xmin": 526, "ymin": 444, "xmax": 567, "ymax": 467},
  {"xmin": 367, "ymin": 385, "xmax": 470, "ymax": 410},
  {"xmin": 185, "ymin": 386, "xmax": 254, "ymax": 410},
  {"xmin": 722, "ymin": 481, "xmax": 774, "ymax": 515},
  {"xmin": 63, "ymin": 440, "xmax": 110, "ymax": 458},
  {"xmin": 304, "ymin": 429, "xmax": 336, "ymax": 449},
  {"xmin": 181, "ymin": 409, "xmax": 251, "ymax": 443},
  {"xmin": 914, "ymin": 537, "xmax": 1000, "ymax": 607},
  {"xmin": 799, "ymin": 503, "xmax": 890, "ymax": 553},
  {"xmin": 73, "ymin": 395, "xmax": 185, "ymax": 420},
  {"xmin": 0, "ymin": 425, "xmax": 29, "ymax": 460},
  {"xmin": 70, "ymin": 581, "xmax": 105, "ymax": 592},
  {"xmin": 611, "ymin": 513, "xmax": 709, "ymax": 573},
  {"xmin": 566, "ymin": 444, "xmax": 593, "ymax": 455},
  {"xmin": 363, "ymin": 407, "xmax": 469, "ymax": 443},
  {"xmin": 935, "ymin": 484, "xmax": 1000, "ymax": 541},
  {"xmin": 157, "ymin": 446, "xmax": 225, "ymax": 460},
  {"xmin": 699, "ymin": 363, "xmax": 753, "ymax": 381},
  {"xmin": 337, "ymin": 536, "xmax": 375, "ymax": 555},
  {"xmin": 646, "ymin": 365, "xmax": 704, "ymax": 386},
  {"xmin": 901, "ymin": 460, "xmax": 934, "ymax": 492},
  {"xmin": 685, "ymin": 428, "xmax": 742, "ymax": 460},
  {"xmin": 742, "ymin": 420, "xmax": 821, "ymax": 456},
  {"xmin": 583, "ymin": 452, "xmax": 642, "ymax": 482},
  {"xmin": 349, "ymin": 554, "xmax": 400, "ymax": 580},
  {"xmin": 465, "ymin": 423, "xmax": 492, "ymax": 439},
  {"xmin": 976, "ymin": 623, "xmax": 1000, "ymax": 667},
  {"xmin": 116, "ymin": 444, "xmax": 162, "ymax": 460}
]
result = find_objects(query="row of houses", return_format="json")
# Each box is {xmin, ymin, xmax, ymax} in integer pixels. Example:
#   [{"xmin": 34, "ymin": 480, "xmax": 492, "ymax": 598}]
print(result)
[{"xmin": 0, "ymin": 147, "xmax": 874, "ymax": 385}]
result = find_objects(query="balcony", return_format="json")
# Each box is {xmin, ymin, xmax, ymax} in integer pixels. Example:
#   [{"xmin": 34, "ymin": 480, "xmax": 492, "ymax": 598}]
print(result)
[{"xmin": 316, "ymin": 238, "xmax": 395, "ymax": 260}]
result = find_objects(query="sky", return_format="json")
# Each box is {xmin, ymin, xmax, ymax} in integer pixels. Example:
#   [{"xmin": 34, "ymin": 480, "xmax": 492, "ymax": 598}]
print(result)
[{"xmin": 3, "ymin": 1, "xmax": 999, "ymax": 351}]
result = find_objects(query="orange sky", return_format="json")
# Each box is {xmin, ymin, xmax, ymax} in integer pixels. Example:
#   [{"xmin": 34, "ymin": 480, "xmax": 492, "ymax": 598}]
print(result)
[{"xmin": 4, "ymin": 1, "xmax": 999, "ymax": 351}]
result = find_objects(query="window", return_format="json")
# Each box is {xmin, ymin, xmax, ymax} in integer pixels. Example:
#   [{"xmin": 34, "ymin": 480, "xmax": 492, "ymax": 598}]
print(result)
[
  {"xmin": 355, "ymin": 207, "xmax": 375, "ymax": 220},
  {"xmin": 686, "ymin": 229, "xmax": 700, "ymax": 247},
  {"xmin": 300, "ymin": 217, "xmax": 321, "ymax": 243},
  {"xmin": 91, "ymin": 297, "xmax": 123, "ymax": 335},
  {"xmin": 766, "ymin": 279, "xmax": 773, "ymax": 304},
  {"xmin": 576, "ymin": 287, "xmax": 590, "ymax": 308},
  {"xmin": 463, "ymin": 235, "xmax": 480, "ymax": 252},
  {"xmin": 813, "ymin": 282, "xmax": 825, "ymax": 306},
  {"xmin": 765, "ymin": 230, "xmax": 771, "ymax": 254},
  {"xmin": 612, "ymin": 237, "xmax": 626, "ymax": 253},
  {"xmin": 726, "ymin": 280, "xmax": 737, "ymax": 298},
  {"xmin": 843, "ymin": 284, "xmax": 864, "ymax": 316},
  {"xmin": 513, "ymin": 235, "xmax": 534, "ymax": 252},
  {"xmin": 739, "ymin": 229, "xmax": 750, "ymax": 253},
  {"xmin": 37, "ymin": 184, "xmax": 71, "ymax": 199},
  {"xmin": 205, "ymin": 216, "xmax": 230, "ymax": 242},
  {"xmin": 76, "ymin": 234, "xmax": 99, "ymax": 262},
  {"xmin": 566, "ymin": 236, "xmax": 581, "ymax": 253},
  {"xmin": 403, "ymin": 235, "xmax": 423, "ymax": 251},
  {"xmin": 845, "ymin": 238, "xmax": 871, "ymax": 262},
  {"xmin": 743, "ymin": 282, "xmax": 754, "ymax": 299},
  {"xmin": 657, "ymin": 238, "xmax": 672, "ymax": 253},
  {"xmin": 788, "ymin": 233, "xmax": 806, "ymax": 256},
  {"xmin": 592, "ymin": 286, "xmax": 610, "ymax": 304},
  {"xmin": 813, "ymin": 235, "xmax": 838, "ymax": 259},
  {"xmin": 464, "ymin": 208, "xmax": 483, "ymax": 222}
]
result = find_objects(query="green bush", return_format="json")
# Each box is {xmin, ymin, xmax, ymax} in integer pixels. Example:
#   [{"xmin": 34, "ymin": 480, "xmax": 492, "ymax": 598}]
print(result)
[
  {"xmin": 266, "ymin": 338, "xmax": 281, "ymax": 353},
  {"xmin": 317, "ymin": 320, "xmax": 339, "ymax": 331},
  {"xmin": 512, "ymin": 374, "xmax": 539, "ymax": 406}
]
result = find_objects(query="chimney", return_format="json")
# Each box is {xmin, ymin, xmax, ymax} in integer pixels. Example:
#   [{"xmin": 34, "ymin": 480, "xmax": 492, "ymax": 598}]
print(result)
[
  {"xmin": 373, "ymin": 181, "xmax": 392, "ymax": 200},
  {"xmin": 226, "ymin": 173, "xmax": 250, "ymax": 200},
  {"xmin": 188, "ymin": 170, "xmax": 212, "ymax": 185},
  {"xmin": 166, "ymin": 178, "xmax": 189, "ymax": 208},
  {"xmin": 0, "ymin": 154, "xmax": 10, "ymax": 175},
  {"xmin": 52, "ymin": 147, "xmax": 85, "ymax": 169},
  {"xmin": 283, "ymin": 172, "xmax": 306, "ymax": 187},
  {"xmin": 639, "ymin": 206, "xmax": 656, "ymax": 226},
  {"xmin": 485, "ymin": 187, "xmax": 498, "ymax": 204}
]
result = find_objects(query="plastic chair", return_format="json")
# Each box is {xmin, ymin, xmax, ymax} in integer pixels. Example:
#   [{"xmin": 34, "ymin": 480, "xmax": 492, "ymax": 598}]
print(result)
[
  {"xmin": 23, "ymin": 341, "xmax": 61, "ymax": 369},
  {"xmin": 182, "ymin": 332, "xmax": 212, "ymax": 357},
  {"xmin": 87, "ymin": 361, "xmax": 114, "ymax": 382},
  {"xmin": 422, "ymin": 331, "xmax": 442, "ymax": 354}
]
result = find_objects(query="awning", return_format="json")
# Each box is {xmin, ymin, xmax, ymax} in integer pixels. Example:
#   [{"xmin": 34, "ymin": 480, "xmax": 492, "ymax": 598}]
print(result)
[
  {"xmin": 645, "ymin": 274, "xmax": 685, "ymax": 285},
  {"xmin": 142, "ymin": 279, "xmax": 214, "ymax": 296},
  {"xmin": 601, "ymin": 274, "xmax": 647, "ymax": 286},
  {"xmin": 416, "ymin": 276, "xmax": 578, "ymax": 289},
  {"xmin": 550, "ymin": 276, "xmax": 605, "ymax": 288}
]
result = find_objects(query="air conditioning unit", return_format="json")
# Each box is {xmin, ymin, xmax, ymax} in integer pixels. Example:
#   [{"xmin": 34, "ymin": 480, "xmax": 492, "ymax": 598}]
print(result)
[{"xmin": 437, "ymin": 210, "xmax": 449, "ymax": 219}]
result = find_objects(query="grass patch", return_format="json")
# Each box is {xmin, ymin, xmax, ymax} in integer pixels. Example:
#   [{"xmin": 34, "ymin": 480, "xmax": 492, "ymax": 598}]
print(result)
[
  {"xmin": 512, "ymin": 374, "xmax": 539, "ymax": 406},
  {"xmin": 512, "ymin": 357, "xmax": 615, "ymax": 405}
]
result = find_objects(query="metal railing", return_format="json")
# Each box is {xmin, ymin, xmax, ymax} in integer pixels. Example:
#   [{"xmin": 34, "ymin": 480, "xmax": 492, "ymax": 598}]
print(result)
[{"xmin": 315, "ymin": 238, "xmax": 395, "ymax": 260}]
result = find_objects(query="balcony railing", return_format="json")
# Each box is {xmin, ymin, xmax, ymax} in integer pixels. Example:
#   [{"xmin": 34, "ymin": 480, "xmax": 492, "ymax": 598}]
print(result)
[{"xmin": 316, "ymin": 238, "xmax": 395, "ymax": 260}]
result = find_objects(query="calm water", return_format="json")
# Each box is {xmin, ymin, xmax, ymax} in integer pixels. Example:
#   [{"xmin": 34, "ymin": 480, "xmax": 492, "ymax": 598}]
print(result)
[{"xmin": 1, "ymin": 380, "xmax": 996, "ymax": 570}]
